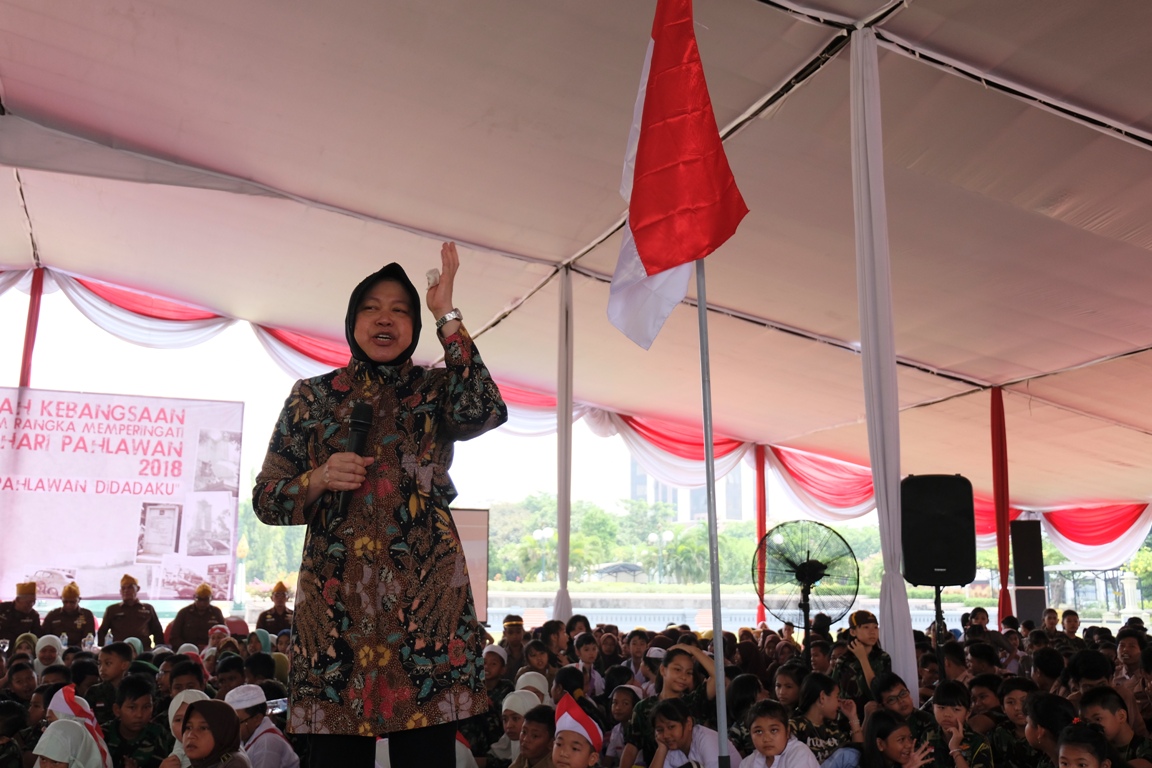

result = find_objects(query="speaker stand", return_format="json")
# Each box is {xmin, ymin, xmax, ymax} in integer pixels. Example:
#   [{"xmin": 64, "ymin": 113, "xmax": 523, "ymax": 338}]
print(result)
[{"xmin": 935, "ymin": 584, "xmax": 948, "ymax": 683}]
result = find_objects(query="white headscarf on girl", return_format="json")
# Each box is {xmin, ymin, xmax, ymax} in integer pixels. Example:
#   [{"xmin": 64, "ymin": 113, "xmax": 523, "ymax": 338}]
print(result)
[
  {"xmin": 515, "ymin": 671, "xmax": 553, "ymax": 706},
  {"xmin": 166, "ymin": 689, "xmax": 211, "ymax": 768},
  {"xmin": 34, "ymin": 635, "xmax": 64, "ymax": 675},
  {"xmin": 33, "ymin": 720, "xmax": 105, "ymax": 768},
  {"xmin": 47, "ymin": 686, "xmax": 112, "ymax": 768}
]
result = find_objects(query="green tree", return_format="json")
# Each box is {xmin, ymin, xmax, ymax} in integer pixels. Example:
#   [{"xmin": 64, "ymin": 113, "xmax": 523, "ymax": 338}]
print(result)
[
  {"xmin": 665, "ymin": 526, "xmax": 714, "ymax": 583},
  {"xmin": 833, "ymin": 525, "xmax": 881, "ymax": 562},
  {"xmin": 575, "ymin": 505, "xmax": 619, "ymax": 550},
  {"xmin": 237, "ymin": 498, "xmax": 307, "ymax": 588},
  {"xmin": 721, "ymin": 533, "xmax": 757, "ymax": 584},
  {"xmin": 514, "ymin": 531, "xmax": 557, "ymax": 582},
  {"xmin": 618, "ymin": 499, "xmax": 676, "ymax": 547}
]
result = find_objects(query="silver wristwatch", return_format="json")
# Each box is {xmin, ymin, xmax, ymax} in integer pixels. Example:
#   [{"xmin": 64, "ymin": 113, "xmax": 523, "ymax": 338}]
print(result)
[{"xmin": 435, "ymin": 308, "xmax": 463, "ymax": 329}]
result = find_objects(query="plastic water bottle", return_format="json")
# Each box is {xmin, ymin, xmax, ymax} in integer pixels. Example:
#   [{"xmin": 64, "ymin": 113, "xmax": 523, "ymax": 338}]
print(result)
[
  {"xmin": 106, "ymin": 629, "xmax": 114, "ymax": 645},
  {"xmin": 59, "ymin": 633, "xmax": 68, "ymax": 649},
  {"xmin": 83, "ymin": 634, "xmax": 95, "ymax": 652}
]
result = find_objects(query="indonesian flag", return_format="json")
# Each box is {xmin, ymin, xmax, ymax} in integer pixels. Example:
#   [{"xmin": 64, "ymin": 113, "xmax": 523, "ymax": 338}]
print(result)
[{"xmin": 608, "ymin": 0, "xmax": 749, "ymax": 349}]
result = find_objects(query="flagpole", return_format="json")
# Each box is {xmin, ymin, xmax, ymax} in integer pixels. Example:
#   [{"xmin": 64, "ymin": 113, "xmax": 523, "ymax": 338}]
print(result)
[{"xmin": 695, "ymin": 258, "xmax": 730, "ymax": 768}]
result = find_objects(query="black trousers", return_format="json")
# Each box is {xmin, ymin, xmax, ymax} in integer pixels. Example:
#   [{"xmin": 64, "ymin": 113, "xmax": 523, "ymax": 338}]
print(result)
[{"xmin": 299, "ymin": 722, "xmax": 457, "ymax": 768}]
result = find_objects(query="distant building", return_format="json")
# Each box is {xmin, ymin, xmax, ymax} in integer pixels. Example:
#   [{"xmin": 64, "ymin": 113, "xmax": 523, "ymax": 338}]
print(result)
[{"xmin": 630, "ymin": 457, "xmax": 749, "ymax": 522}]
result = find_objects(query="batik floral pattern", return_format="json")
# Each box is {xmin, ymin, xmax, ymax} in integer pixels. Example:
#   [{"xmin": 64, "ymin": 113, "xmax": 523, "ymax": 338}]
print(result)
[{"xmin": 254, "ymin": 327, "xmax": 506, "ymax": 736}]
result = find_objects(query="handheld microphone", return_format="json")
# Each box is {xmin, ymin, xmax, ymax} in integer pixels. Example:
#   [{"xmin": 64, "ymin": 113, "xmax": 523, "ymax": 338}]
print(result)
[{"xmin": 337, "ymin": 402, "xmax": 374, "ymax": 516}]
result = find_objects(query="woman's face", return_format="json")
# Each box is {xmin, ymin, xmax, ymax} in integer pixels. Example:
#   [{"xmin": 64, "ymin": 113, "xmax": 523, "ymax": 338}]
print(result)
[
  {"xmin": 654, "ymin": 715, "xmax": 693, "ymax": 752},
  {"xmin": 503, "ymin": 711, "xmax": 525, "ymax": 740},
  {"xmin": 629, "ymin": 636, "xmax": 647, "ymax": 659},
  {"xmin": 600, "ymin": 634, "xmax": 618, "ymax": 655},
  {"xmin": 247, "ymin": 635, "xmax": 262, "ymax": 655},
  {"xmin": 353, "ymin": 281, "xmax": 415, "ymax": 364},
  {"xmin": 1059, "ymin": 744, "xmax": 1107, "ymax": 768},
  {"xmin": 172, "ymin": 703, "xmax": 189, "ymax": 741},
  {"xmin": 1025, "ymin": 717, "xmax": 1043, "ymax": 749},
  {"xmin": 878, "ymin": 726, "xmax": 915, "ymax": 764},
  {"xmin": 610, "ymin": 690, "xmax": 636, "ymax": 724},
  {"xmin": 182, "ymin": 710, "xmax": 217, "ymax": 761},
  {"xmin": 527, "ymin": 648, "xmax": 548, "ymax": 671},
  {"xmin": 38, "ymin": 646, "xmax": 58, "ymax": 666},
  {"xmin": 820, "ymin": 688, "xmax": 841, "ymax": 720},
  {"xmin": 27, "ymin": 693, "xmax": 45, "ymax": 725},
  {"xmin": 663, "ymin": 656, "xmax": 695, "ymax": 696},
  {"xmin": 775, "ymin": 675, "xmax": 800, "ymax": 708},
  {"xmin": 751, "ymin": 716, "xmax": 789, "ymax": 758}
]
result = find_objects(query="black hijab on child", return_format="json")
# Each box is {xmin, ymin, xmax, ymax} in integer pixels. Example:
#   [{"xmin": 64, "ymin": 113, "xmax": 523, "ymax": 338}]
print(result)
[
  {"xmin": 345, "ymin": 263, "xmax": 423, "ymax": 368},
  {"xmin": 184, "ymin": 699, "xmax": 242, "ymax": 768}
]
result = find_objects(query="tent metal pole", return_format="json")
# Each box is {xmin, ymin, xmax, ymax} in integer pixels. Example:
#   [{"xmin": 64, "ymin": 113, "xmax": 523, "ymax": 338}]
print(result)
[
  {"xmin": 695, "ymin": 258, "xmax": 730, "ymax": 768},
  {"xmin": 755, "ymin": 444, "xmax": 768, "ymax": 625},
  {"xmin": 553, "ymin": 265, "xmax": 574, "ymax": 620}
]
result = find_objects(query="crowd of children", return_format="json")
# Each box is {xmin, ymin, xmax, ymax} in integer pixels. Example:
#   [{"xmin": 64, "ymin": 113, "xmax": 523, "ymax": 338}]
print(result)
[
  {"xmin": 5, "ymin": 579, "xmax": 1152, "ymax": 768},
  {"xmin": 0, "ymin": 578, "xmax": 295, "ymax": 768},
  {"xmin": 465, "ymin": 608, "xmax": 1152, "ymax": 768}
]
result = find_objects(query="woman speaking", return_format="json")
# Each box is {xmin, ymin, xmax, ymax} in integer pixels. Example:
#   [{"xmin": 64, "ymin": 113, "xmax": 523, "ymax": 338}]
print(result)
[{"xmin": 253, "ymin": 242, "xmax": 507, "ymax": 767}]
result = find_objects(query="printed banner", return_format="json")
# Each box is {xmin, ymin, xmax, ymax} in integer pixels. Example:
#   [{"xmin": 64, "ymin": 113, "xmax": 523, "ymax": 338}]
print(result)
[{"xmin": 0, "ymin": 387, "xmax": 244, "ymax": 600}]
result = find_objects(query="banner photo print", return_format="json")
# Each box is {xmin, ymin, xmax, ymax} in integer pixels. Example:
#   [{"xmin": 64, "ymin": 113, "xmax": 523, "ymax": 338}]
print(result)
[{"xmin": 0, "ymin": 387, "xmax": 244, "ymax": 600}]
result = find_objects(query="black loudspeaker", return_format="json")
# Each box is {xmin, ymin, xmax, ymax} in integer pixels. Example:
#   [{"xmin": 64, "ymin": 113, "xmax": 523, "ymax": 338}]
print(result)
[
  {"xmin": 901, "ymin": 474, "xmax": 976, "ymax": 586},
  {"xmin": 1011, "ymin": 520, "xmax": 1044, "ymax": 587},
  {"xmin": 1014, "ymin": 588, "xmax": 1048, "ymax": 626}
]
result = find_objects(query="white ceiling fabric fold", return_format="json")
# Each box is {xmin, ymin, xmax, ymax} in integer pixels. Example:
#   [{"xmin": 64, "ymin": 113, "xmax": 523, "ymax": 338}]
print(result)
[{"xmin": 1, "ymin": 0, "xmax": 1152, "ymax": 511}]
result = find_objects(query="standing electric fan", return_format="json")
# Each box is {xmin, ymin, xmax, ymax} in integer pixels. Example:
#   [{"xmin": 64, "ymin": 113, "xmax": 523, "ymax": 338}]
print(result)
[{"xmin": 752, "ymin": 520, "xmax": 859, "ymax": 643}]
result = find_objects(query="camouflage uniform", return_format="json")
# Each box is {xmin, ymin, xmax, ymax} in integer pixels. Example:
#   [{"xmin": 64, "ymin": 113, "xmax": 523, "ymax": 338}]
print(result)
[
  {"xmin": 789, "ymin": 715, "xmax": 850, "ymax": 763},
  {"xmin": 1120, "ymin": 733, "xmax": 1152, "ymax": 764},
  {"xmin": 987, "ymin": 722, "xmax": 1041, "ymax": 768},
  {"xmin": 103, "ymin": 719, "xmax": 174, "ymax": 768},
  {"xmin": 729, "ymin": 719, "xmax": 753, "ymax": 758},
  {"xmin": 926, "ymin": 724, "xmax": 993, "ymax": 768},
  {"xmin": 831, "ymin": 646, "xmax": 891, "ymax": 712},
  {"xmin": 0, "ymin": 739, "xmax": 22, "ymax": 768},
  {"xmin": 85, "ymin": 681, "xmax": 119, "ymax": 726}
]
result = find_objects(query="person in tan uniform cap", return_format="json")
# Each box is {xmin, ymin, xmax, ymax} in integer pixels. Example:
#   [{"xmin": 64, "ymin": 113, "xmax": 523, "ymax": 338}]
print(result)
[
  {"xmin": 168, "ymin": 583, "xmax": 226, "ymax": 650},
  {"xmin": 0, "ymin": 581, "xmax": 41, "ymax": 645},
  {"xmin": 255, "ymin": 581, "xmax": 294, "ymax": 636},
  {"xmin": 97, "ymin": 574, "xmax": 164, "ymax": 649},
  {"xmin": 41, "ymin": 582, "xmax": 96, "ymax": 646}
]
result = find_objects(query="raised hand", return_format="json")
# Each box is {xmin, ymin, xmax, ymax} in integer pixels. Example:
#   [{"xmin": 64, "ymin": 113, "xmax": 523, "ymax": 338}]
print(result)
[{"xmin": 427, "ymin": 242, "xmax": 459, "ymax": 319}]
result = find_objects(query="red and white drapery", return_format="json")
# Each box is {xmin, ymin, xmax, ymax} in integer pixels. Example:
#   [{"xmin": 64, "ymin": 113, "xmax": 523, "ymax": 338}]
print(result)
[
  {"xmin": 761, "ymin": 441, "xmax": 1152, "ymax": 570},
  {"xmin": 3, "ymin": 267, "xmax": 1150, "ymax": 570}
]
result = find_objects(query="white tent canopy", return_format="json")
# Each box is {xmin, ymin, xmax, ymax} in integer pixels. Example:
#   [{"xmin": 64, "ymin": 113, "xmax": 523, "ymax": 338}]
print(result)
[{"xmin": 2, "ymin": 0, "xmax": 1152, "ymax": 512}]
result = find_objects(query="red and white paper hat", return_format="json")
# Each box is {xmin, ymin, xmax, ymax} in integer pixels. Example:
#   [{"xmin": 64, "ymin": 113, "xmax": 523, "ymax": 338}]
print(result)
[{"xmin": 555, "ymin": 693, "xmax": 602, "ymax": 752}]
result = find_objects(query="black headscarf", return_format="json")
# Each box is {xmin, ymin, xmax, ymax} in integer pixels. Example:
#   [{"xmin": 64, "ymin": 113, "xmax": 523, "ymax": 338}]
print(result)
[
  {"xmin": 184, "ymin": 699, "xmax": 241, "ymax": 768},
  {"xmin": 345, "ymin": 263, "xmax": 422, "ymax": 367}
]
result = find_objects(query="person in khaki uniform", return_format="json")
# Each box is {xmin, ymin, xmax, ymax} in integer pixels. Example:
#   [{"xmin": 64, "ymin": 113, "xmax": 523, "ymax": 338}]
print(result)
[
  {"xmin": 41, "ymin": 582, "xmax": 96, "ymax": 646},
  {"xmin": 255, "ymin": 581, "xmax": 294, "ymax": 636},
  {"xmin": 0, "ymin": 581, "xmax": 41, "ymax": 645},
  {"xmin": 168, "ymin": 583, "xmax": 226, "ymax": 650},
  {"xmin": 98, "ymin": 574, "xmax": 164, "ymax": 649}
]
